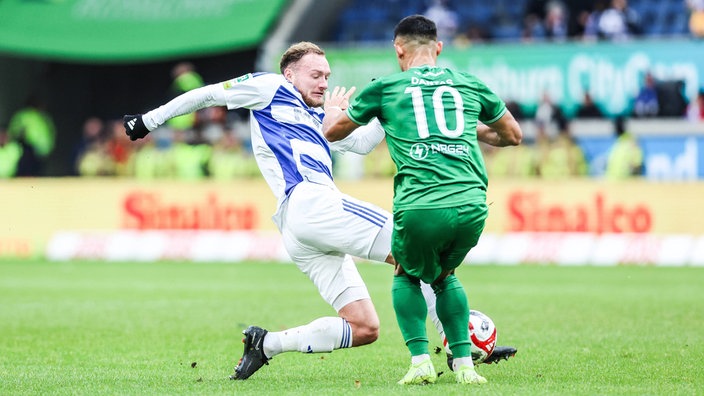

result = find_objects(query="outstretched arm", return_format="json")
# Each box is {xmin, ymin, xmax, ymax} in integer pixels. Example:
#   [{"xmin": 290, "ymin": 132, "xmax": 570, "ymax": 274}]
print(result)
[
  {"xmin": 144, "ymin": 84, "xmax": 227, "ymax": 130},
  {"xmin": 124, "ymin": 83, "xmax": 227, "ymax": 140},
  {"xmin": 323, "ymin": 107, "xmax": 360, "ymax": 142},
  {"xmin": 477, "ymin": 110, "xmax": 523, "ymax": 147}
]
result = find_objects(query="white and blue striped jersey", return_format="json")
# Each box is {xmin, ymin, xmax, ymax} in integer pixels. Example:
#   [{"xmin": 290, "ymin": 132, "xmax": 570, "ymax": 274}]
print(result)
[
  {"xmin": 142, "ymin": 72, "xmax": 385, "ymax": 226},
  {"xmin": 220, "ymin": 72, "xmax": 336, "ymax": 209},
  {"xmin": 143, "ymin": 72, "xmax": 394, "ymax": 301}
]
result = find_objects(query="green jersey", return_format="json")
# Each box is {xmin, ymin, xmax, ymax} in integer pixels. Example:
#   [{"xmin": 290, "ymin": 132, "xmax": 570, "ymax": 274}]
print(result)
[{"xmin": 347, "ymin": 65, "xmax": 506, "ymax": 211}]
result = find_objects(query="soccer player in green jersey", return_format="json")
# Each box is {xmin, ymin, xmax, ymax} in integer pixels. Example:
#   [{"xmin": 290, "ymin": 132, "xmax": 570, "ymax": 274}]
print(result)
[{"xmin": 323, "ymin": 15, "xmax": 522, "ymax": 385}]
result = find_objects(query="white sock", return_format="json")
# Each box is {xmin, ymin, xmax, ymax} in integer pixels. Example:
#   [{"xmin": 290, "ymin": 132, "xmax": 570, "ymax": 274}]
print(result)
[
  {"xmin": 411, "ymin": 354, "xmax": 431, "ymax": 365},
  {"xmin": 453, "ymin": 356, "xmax": 475, "ymax": 371},
  {"xmin": 262, "ymin": 317, "xmax": 352, "ymax": 358},
  {"xmin": 421, "ymin": 281, "xmax": 449, "ymax": 353}
]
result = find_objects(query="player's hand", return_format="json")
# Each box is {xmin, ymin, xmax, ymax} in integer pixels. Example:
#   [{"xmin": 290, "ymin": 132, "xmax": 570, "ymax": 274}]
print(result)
[
  {"xmin": 123, "ymin": 114, "xmax": 149, "ymax": 141},
  {"xmin": 324, "ymin": 86, "xmax": 356, "ymax": 112}
]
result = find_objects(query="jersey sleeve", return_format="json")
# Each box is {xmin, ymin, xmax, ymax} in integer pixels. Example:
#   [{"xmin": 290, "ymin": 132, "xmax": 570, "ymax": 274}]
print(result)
[
  {"xmin": 329, "ymin": 118, "xmax": 385, "ymax": 155},
  {"xmin": 475, "ymin": 79, "xmax": 507, "ymax": 124},
  {"xmin": 346, "ymin": 79, "xmax": 384, "ymax": 126},
  {"xmin": 142, "ymin": 73, "xmax": 281, "ymax": 130},
  {"xmin": 220, "ymin": 72, "xmax": 281, "ymax": 111},
  {"xmin": 142, "ymin": 83, "xmax": 227, "ymax": 130}
]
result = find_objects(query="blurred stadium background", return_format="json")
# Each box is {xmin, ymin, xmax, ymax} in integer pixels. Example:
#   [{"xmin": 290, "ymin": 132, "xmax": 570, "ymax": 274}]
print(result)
[{"xmin": 1, "ymin": 0, "xmax": 704, "ymax": 265}]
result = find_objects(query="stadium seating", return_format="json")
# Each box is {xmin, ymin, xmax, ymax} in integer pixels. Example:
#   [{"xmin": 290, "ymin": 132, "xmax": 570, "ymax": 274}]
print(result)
[{"xmin": 332, "ymin": 0, "xmax": 690, "ymax": 42}]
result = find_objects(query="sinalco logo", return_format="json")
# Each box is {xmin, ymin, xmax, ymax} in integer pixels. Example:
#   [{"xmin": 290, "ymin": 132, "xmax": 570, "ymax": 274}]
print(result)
[{"xmin": 410, "ymin": 143, "xmax": 429, "ymax": 160}]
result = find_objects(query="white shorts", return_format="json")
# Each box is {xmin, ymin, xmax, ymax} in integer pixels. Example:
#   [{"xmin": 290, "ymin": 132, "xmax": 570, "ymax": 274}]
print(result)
[{"xmin": 279, "ymin": 182, "xmax": 393, "ymax": 311}]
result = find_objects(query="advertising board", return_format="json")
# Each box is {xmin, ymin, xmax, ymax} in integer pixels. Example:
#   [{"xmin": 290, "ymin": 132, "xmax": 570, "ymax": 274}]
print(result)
[{"xmin": 2, "ymin": 178, "xmax": 702, "ymax": 262}]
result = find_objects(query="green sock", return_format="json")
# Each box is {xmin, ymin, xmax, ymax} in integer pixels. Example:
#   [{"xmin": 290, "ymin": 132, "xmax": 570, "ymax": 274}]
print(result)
[
  {"xmin": 434, "ymin": 275, "xmax": 471, "ymax": 358},
  {"xmin": 392, "ymin": 274, "xmax": 429, "ymax": 356}
]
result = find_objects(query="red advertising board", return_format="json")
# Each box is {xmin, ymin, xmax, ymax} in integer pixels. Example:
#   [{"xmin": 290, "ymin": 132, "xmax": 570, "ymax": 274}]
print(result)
[{"xmin": 1, "ymin": 178, "xmax": 701, "ymax": 258}]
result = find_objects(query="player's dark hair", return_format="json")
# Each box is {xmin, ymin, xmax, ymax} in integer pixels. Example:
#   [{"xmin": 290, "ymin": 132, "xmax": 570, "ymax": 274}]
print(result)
[
  {"xmin": 280, "ymin": 42, "xmax": 325, "ymax": 73},
  {"xmin": 393, "ymin": 15, "xmax": 437, "ymax": 42}
]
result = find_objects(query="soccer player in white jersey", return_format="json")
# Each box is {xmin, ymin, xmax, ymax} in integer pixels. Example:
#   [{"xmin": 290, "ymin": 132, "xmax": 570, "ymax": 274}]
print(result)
[
  {"xmin": 123, "ymin": 42, "xmax": 514, "ymax": 381},
  {"xmin": 124, "ymin": 42, "xmax": 402, "ymax": 380}
]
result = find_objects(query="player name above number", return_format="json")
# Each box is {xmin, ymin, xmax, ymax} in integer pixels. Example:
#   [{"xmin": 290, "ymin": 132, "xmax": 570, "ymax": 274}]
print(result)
[{"xmin": 410, "ymin": 77, "xmax": 453, "ymax": 86}]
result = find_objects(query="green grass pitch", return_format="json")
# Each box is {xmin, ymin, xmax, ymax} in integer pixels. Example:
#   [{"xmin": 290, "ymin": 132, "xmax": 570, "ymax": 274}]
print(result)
[{"xmin": 1, "ymin": 259, "xmax": 702, "ymax": 395}]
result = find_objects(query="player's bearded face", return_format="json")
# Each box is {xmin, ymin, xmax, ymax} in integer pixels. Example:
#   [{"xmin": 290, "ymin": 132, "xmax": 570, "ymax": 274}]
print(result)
[{"xmin": 289, "ymin": 54, "xmax": 331, "ymax": 108}]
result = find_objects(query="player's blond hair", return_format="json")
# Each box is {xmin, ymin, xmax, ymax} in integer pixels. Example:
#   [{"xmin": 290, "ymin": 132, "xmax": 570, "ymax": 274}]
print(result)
[{"xmin": 279, "ymin": 42, "xmax": 325, "ymax": 73}]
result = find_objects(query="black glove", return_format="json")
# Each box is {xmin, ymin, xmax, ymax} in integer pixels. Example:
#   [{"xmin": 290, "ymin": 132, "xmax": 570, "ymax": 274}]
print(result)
[{"xmin": 123, "ymin": 114, "xmax": 149, "ymax": 141}]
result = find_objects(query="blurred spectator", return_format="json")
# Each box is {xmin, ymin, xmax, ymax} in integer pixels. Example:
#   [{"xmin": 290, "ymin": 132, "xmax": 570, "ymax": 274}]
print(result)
[
  {"xmin": 567, "ymin": 0, "xmax": 598, "ymax": 37},
  {"xmin": 686, "ymin": 88, "xmax": 704, "ymax": 122},
  {"xmin": 0, "ymin": 127, "xmax": 23, "ymax": 178},
  {"xmin": 74, "ymin": 107, "xmax": 259, "ymax": 180},
  {"xmin": 544, "ymin": 0, "xmax": 569, "ymax": 40},
  {"xmin": 7, "ymin": 96, "xmax": 56, "ymax": 176},
  {"xmin": 484, "ymin": 140, "xmax": 539, "ymax": 178},
  {"xmin": 533, "ymin": 124, "xmax": 553, "ymax": 176},
  {"xmin": 172, "ymin": 62, "xmax": 203, "ymax": 93},
  {"xmin": 523, "ymin": 0, "xmax": 568, "ymax": 40},
  {"xmin": 605, "ymin": 117, "xmax": 643, "ymax": 179},
  {"xmin": 199, "ymin": 106, "xmax": 229, "ymax": 144},
  {"xmin": 535, "ymin": 91, "xmax": 565, "ymax": 133},
  {"xmin": 575, "ymin": 92, "xmax": 605, "ymax": 118},
  {"xmin": 484, "ymin": 100, "xmax": 529, "ymax": 178},
  {"xmin": 582, "ymin": 0, "xmax": 608, "ymax": 40},
  {"xmin": 632, "ymin": 72, "xmax": 659, "ymax": 117},
  {"xmin": 127, "ymin": 133, "xmax": 174, "ymax": 179},
  {"xmin": 505, "ymin": 100, "xmax": 525, "ymax": 121},
  {"xmin": 167, "ymin": 62, "xmax": 204, "ymax": 132},
  {"xmin": 453, "ymin": 25, "xmax": 488, "ymax": 47},
  {"xmin": 523, "ymin": 0, "xmax": 549, "ymax": 39},
  {"xmin": 76, "ymin": 139, "xmax": 116, "ymax": 177},
  {"xmin": 170, "ymin": 129, "xmax": 212, "ymax": 180},
  {"xmin": 75, "ymin": 121, "xmax": 117, "ymax": 177},
  {"xmin": 207, "ymin": 131, "xmax": 259, "ymax": 180},
  {"xmin": 484, "ymin": 99, "xmax": 538, "ymax": 178},
  {"xmin": 423, "ymin": 0, "xmax": 460, "ymax": 43},
  {"xmin": 73, "ymin": 117, "xmax": 105, "ymax": 175},
  {"xmin": 539, "ymin": 118, "xmax": 588, "ymax": 178},
  {"xmin": 597, "ymin": 0, "xmax": 642, "ymax": 40},
  {"xmin": 687, "ymin": 0, "xmax": 704, "ymax": 37},
  {"xmin": 105, "ymin": 119, "xmax": 134, "ymax": 176},
  {"xmin": 657, "ymin": 79, "xmax": 689, "ymax": 117}
]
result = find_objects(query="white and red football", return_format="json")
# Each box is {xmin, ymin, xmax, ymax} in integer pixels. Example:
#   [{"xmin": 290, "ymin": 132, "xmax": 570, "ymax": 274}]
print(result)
[
  {"xmin": 443, "ymin": 309, "xmax": 497, "ymax": 364},
  {"xmin": 468, "ymin": 309, "xmax": 497, "ymax": 363}
]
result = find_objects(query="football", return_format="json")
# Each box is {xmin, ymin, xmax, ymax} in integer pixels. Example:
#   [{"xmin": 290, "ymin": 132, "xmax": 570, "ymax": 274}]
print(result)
[
  {"xmin": 469, "ymin": 309, "xmax": 497, "ymax": 363},
  {"xmin": 443, "ymin": 309, "xmax": 497, "ymax": 364}
]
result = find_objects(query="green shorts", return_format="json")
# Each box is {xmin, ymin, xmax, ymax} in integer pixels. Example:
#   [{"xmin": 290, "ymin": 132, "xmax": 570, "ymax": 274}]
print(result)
[{"xmin": 391, "ymin": 202, "xmax": 488, "ymax": 284}]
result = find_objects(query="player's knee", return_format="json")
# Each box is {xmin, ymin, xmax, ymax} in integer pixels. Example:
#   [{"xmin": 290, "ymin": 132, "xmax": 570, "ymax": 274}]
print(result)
[
  {"xmin": 352, "ymin": 320, "xmax": 379, "ymax": 346},
  {"xmin": 339, "ymin": 299, "xmax": 379, "ymax": 345}
]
